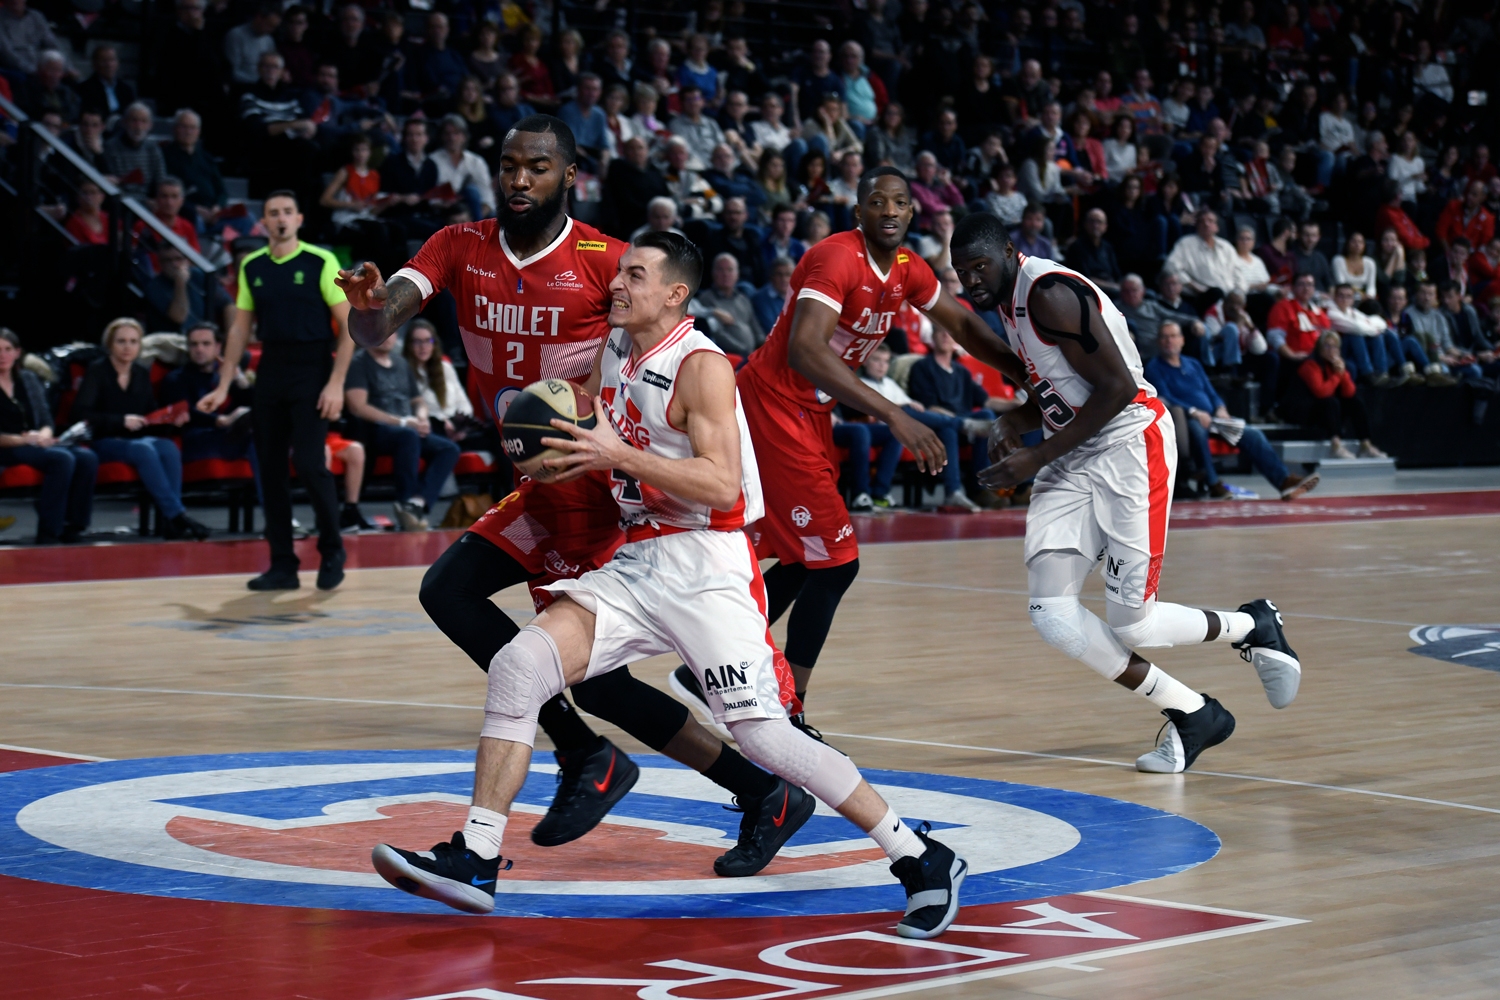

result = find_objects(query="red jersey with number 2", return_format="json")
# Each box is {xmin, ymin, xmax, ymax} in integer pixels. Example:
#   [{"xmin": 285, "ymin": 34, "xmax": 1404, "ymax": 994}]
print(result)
[
  {"xmin": 741, "ymin": 229, "xmax": 941, "ymax": 411},
  {"xmin": 392, "ymin": 217, "xmax": 626, "ymax": 424}
]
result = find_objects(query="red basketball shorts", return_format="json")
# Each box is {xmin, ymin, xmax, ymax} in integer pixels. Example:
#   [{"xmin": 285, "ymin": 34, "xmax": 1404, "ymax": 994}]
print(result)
[
  {"xmin": 468, "ymin": 471, "xmax": 625, "ymax": 611},
  {"xmin": 738, "ymin": 369, "xmax": 858, "ymax": 569}
]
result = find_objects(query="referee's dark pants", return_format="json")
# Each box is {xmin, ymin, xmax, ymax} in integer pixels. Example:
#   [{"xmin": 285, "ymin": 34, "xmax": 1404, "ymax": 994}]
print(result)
[{"xmin": 253, "ymin": 343, "xmax": 344, "ymax": 571}]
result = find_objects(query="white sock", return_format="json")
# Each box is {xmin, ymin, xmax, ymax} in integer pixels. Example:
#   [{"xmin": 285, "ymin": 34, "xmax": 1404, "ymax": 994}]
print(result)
[
  {"xmin": 462, "ymin": 806, "xmax": 507, "ymax": 860},
  {"xmin": 1214, "ymin": 610, "xmax": 1255, "ymax": 643},
  {"xmin": 1137, "ymin": 664, "xmax": 1206, "ymax": 715},
  {"xmin": 867, "ymin": 804, "xmax": 925, "ymax": 862}
]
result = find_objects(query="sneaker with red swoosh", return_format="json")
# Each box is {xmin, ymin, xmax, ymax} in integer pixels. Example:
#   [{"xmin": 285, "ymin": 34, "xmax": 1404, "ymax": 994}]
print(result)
[
  {"xmin": 530, "ymin": 738, "xmax": 640, "ymax": 847},
  {"xmin": 713, "ymin": 778, "xmax": 816, "ymax": 877}
]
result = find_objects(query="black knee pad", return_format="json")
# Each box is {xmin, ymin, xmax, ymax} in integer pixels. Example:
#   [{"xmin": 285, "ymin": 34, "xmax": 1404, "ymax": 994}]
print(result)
[
  {"xmin": 762, "ymin": 560, "xmax": 811, "ymax": 626},
  {"xmin": 571, "ymin": 667, "xmax": 690, "ymax": 752},
  {"xmin": 784, "ymin": 559, "xmax": 859, "ymax": 669}
]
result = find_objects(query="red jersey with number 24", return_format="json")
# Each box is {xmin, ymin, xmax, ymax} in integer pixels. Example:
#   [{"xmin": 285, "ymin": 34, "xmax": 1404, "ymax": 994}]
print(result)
[
  {"xmin": 392, "ymin": 217, "xmax": 627, "ymax": 424},
  {"xmin": 741, "ymin": 229, "xmax": 941, "ymax": 411}
]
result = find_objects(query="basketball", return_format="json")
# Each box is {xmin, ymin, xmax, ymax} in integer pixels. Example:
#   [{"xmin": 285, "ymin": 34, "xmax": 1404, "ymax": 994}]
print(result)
[{"xmin": 500, "ymin": 378, "xmax": 597, "ymax": 468}]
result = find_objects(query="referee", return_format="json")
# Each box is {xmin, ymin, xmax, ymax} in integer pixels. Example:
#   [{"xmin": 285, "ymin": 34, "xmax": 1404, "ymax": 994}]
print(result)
[{"xmin": 200, "ymin": 191, "xmax": 353, "ymax": 591}]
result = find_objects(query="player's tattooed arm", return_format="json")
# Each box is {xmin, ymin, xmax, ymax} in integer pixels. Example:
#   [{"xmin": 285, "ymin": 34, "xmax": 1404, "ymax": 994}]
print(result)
[
  {"xmin": 978, "ymin": 280, "xmax": 1138, "ymax": 490},
  {"xmin": 336, "ymin": 263, "xmax": 425, "ymax": 349}
]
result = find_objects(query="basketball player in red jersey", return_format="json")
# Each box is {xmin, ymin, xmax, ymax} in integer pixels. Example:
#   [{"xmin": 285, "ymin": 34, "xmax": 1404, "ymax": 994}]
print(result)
[
  {"xmin": 673, "ymin": 166, "xmax": 1028, "ymax": 736},
  {"xmin": 336, "ymin": 116, "xmax": 805, "ymax": 877},
  {"xmin": 948, "ymin": 211, "xmax": 1302, "ymax": 774}
]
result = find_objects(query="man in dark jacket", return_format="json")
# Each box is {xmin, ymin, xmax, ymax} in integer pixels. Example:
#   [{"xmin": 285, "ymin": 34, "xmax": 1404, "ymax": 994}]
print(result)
[
  {"xmin": 600, "ymin": 136, "xmax": 669, "ymax": 239},
  {"xmin": 76, "ymin": 45, "xmax": 135, "ymax": 118},
  {"xmin": 1063, "ymin": 208, "xmax": 1123, "ymax": 294}
]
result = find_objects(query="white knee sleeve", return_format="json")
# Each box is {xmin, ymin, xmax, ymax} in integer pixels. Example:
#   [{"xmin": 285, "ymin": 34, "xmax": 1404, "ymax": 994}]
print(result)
[
  {"xmin": 481, "ymin": 625, "xmax": 566, "ymax": 747},
  {"xmin": 1107, "ymin": 599, "xmax": 1209, "ymax": 650},
  {"xmin": 728, "ymin": 718, "xmax": 862, "ymax": 808},
  {"xmin": 1029, "ymin": 595, "xmax": 1131, "ymax": 681}
]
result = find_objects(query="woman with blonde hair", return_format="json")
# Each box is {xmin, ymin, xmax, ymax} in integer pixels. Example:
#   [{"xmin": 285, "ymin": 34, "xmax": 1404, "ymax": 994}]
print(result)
[{"xmin": 73, "ymin": 318, "xmax": 210, "ymax": 539}]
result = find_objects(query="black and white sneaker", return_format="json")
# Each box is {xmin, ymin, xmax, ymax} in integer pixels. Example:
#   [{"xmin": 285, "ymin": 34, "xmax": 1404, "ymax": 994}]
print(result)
[
  {"xmin": 530, "ymin": 738, "xmax": 640, "ymax": 847},
  {"xmin": 1233, "ymin": 599, "xmax": 1302, "ymax": 709},
  {"xmin": 371, "ymin": 831, "xmax": 510, "ymax": 914},
  {"xmin": 1135, "ymin": 696, "xmax": 1236, "ymax": 773},
  {"xmin": 890, "ymin": 823, "xmax": 967, "ymax": 939},
  {"xmin": 714, "ymin": 778, "xmax": 816, "ymax": 877},
  {"xmin": 669, "ymin": 664, "xmax": 732, "ymax": 739}
]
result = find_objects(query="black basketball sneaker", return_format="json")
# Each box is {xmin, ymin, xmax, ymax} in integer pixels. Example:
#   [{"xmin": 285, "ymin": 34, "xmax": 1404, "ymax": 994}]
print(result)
[
  {"xmin": 890, "ymin": 823, "xmax": 968, "ymax": 939},
  {"xmin": 531, "ymin": 738, "xmax": 640, "ymax": 847},
  {"xmin": 1233, "ymin": 599, "xmax": 1302, "ymax": 709},
  {"xmin": 669, "ymin": 664, "xmax": 732, "ymax": 739},
  {"xmin": 371, "ymin": 831, "xmax": 510, "ymax": 914},
  {"xmin": 714, "ymin": 777, "xmax": 816, "ymax": 877},
  {"xmin": 1135, "ymin": 695, "xmax": 1236, "ymax": 773}
]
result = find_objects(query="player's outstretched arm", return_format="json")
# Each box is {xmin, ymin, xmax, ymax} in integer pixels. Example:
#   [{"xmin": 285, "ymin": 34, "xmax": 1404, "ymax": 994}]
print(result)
[
  {"xmin": 787, "ymin": 297, "xmax": 947, "ymax": 473},
  {"xmin": 979, "ymin": 275, "xmax": 1138, "ymax": 490},
  {"xmin": 541, "ymin": 352, "xmax": 744, "ymax": 510},
  {"xmin": 335, "ymin": 263, "xmax": 425, "ymax": 349},
  {"xmin": 925, "ymin": 289, "xmax": 1029, "ymax": 389}
]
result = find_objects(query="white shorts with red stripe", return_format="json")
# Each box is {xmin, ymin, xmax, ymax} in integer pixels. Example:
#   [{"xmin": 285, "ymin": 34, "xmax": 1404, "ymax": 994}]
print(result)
[
  {"xmin": 539, "ymin": 527, "xmax": 796, "ymax": 724},
  {"xmin": 1023, "ymin": 397, "xmax": 1177, "ymax": 609}
]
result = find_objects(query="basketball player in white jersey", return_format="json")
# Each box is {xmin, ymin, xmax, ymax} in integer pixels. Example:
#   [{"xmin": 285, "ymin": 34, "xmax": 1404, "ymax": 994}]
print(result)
[
  {"xmin": 948, "ymin": 213, "xmax": 1302, "ymax": 773},
  {"xmin": 372, "ymin": 232, "xmax": 968, "ymax": 939}
]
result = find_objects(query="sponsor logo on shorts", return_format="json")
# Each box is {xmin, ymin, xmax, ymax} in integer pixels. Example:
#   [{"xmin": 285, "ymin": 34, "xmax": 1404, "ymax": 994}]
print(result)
[
  {"xmin": 720, "ymin": 698, "xmax": 760, "ymax": 711},
  {"xmin": 791, "ymin": 506, "xmax": 813, "ymax": 528},
  {"xmin": 543, "ymin": 550, "xmax": 581, "ymax": 578},
  {"xmin": 576, "ymin": 240, "xmax": 609, "ymax": 251},
  {"xmin": 1106, "ymin": 555, "xmax": 1125, "ymax": 577},
  {"xmin": 641, "ymin": 369, "xmax": 673, "ymax": 390},
  {"xmin": 702, "ymin": 662, "xmax": 753, "ymax": 693},
  {"xmin": 834, "ymin": 523, "xmax": 854, "ymax": 543}
]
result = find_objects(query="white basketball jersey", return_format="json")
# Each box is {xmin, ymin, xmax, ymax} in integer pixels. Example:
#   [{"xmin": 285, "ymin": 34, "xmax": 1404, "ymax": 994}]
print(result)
[
  {"xmin": 1000, "ymin": 255, "xmax": 1154, "ymax": 442},
  {"xmin": 598, "ymin": 318, "xmax": 764, "ymax": 531}
]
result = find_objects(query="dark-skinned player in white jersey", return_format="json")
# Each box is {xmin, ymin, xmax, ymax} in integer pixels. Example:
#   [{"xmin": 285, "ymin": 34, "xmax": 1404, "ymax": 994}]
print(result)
[
  {"xmin": 948, "ymin": 211, "xmax": 1303, "ymax": 773},
  {"xmin": 672, "ymin": 167, "xmax": 1030, "ymax": 740},
  {"xmin": 335, "ymin": 116, "xmax": 808, "ymax": 877}
]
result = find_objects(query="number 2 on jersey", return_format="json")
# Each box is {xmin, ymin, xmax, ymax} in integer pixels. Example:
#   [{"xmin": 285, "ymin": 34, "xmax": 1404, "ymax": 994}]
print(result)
[
  {"xmin": 1031, "ymin": 377, "xmax": 1077, "ymax": 427},
  {"xmin": 506, "ymin": 342, "xmax": 523, "ymax": 380}
]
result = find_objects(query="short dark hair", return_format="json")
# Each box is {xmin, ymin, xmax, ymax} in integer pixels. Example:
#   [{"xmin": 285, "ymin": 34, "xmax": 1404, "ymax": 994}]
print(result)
[
  {"xmin": 857, "ymin": 165, "xmax": 909, "ymax": 203},
  {"xmin": 1450, "ymin": 236, "xmax": 1472, "ymax": 250},
  {"xmin": 506, "ymin": 113, "xmax": 578, "ymax": 167},
  {"xmin": 0, "ymin": 327, "xmax": 20, "ymax": 351},
  {"xmin": 265, "ymin": 188, "xmax": 299, "ymax": 210},
  {"xmin": 633, "ymin": 230, "xmax": 704, "ymax": 301},
  {"xmin": 1022, "ymin": 200, "xmax": 1046, "ymax": 217},
  {"xmin": 1438, "ymin": 279, "xmax": 1463, "ymax": 296},
  {"xmin": 186, "ymin": 320, "xmax": 224, "ymax": 345},
  {"xmin": 154, "ymin": 175, "xmax": 184, "ymax": 197},
  {"xmin": 951, "ymin": 210, "xmax": 1010, "ymax": 255},
  {"xmin": 1271, "ymin": 216, "xmax": 1295, "ymax": 239},
  {"xmin": 680, "ymin": 84, "xmax": 704, "ymax": 98},
  {"xmin": 1293, "ymin": 270, "xmax": 1317, "ymax": 283}
]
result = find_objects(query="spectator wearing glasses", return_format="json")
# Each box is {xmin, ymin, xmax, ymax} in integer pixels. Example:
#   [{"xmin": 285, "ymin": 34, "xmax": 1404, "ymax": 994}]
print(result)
[{"xmin": 0, "ymin": 328, "xmax": 97, "ymax": 544}]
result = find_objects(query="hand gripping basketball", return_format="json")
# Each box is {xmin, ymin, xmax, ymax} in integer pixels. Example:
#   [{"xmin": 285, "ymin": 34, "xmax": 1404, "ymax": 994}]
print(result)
[{"xmin": 539, "ymin": 397, "xmax": 631, "ymax": 482}]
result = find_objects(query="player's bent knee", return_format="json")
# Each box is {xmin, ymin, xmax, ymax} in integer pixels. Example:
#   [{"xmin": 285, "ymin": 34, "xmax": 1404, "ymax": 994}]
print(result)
[
  {"xmin": 727, "ymin": 718, "xmax": 861, "ymax": 808},
  {"xmin": 1028, "ymin": 596, "xmax": 1090, "ymax": 659},
  {"xmin": 481, "ymin": 625, "xmax": 566, "ymax": 747},
  {"xmin": 1109, "ymin": 604, "xmax": 1163, "ymax": 649}
]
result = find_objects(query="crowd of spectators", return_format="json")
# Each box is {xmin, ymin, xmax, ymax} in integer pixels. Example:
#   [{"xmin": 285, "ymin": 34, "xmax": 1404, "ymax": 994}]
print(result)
[{"xmin": 3, "ymin": 0, "xmax": 1500, "ymax": 525}]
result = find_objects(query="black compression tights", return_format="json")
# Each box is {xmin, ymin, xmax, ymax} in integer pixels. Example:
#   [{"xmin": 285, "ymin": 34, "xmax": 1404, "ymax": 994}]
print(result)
[
  {"xmin": 419, "ymin": 532, "xmax": 689, "ymax": 752},
  {"xmin": 761, "ymin": 558, "xmax": 860, "ymax": 672}
]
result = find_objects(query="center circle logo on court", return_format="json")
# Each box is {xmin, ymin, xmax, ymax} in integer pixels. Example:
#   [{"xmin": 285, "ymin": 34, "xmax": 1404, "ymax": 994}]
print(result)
[{"xmin": 0, "ymin": 750, "xmax": 1218, "ymax": 918}]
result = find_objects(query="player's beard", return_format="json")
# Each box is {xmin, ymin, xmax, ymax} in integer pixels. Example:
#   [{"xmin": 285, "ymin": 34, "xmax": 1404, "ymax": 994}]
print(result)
[{"xmin": 500, "ymin": 184, "xmax": 569, "ymax": 241}]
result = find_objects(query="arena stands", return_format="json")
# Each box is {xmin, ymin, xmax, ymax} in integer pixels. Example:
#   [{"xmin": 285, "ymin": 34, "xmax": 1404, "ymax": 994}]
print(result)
[{"xmin": 2, "ymin": 0, "xmax": 1499, "ymax": 542}]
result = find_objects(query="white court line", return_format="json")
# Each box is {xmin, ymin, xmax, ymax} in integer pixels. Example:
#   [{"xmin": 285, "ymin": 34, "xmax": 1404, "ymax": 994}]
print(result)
[
  {"xmin": 821, "ymin": 731, "xmax": 1500, "ymax": 817},
  {"xmin": 858, "ymin": 577, "xmax": 1429, "ymax": 628},
  {"xmin": 0, "ymin": 742, "xmax": 109, "ymax": 761},
  {"xmin": 4, "ymin": 682, "xmax": 1498, "ymax": 817}
]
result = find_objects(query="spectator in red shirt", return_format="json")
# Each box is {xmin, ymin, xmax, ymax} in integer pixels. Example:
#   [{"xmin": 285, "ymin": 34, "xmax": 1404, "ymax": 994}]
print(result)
[
  {"xmin": 134, "ymin": 177, "xmax": 201, "ymax": 269},
  {"xmin": 1435, "ymin": 180, "xmax": 1496, "ymax": 250},
  {"xmin": 508, "ymin": 24, "xmax": 555, "ymax": 108},
  {"xmin": 1267, "ymin": 272, "xmax": 1333, "ymax": 365},
  {"xmin": 1468, "ymin": 236, "xmax": 1500, "ymax": 297},
  {"xmin": 64, "ymin": 178, "xmax": 109, "ymax": 246},
  {"xmin": 1375, "ymin": 179, "xmax": 1430, "ymax": 251},
  {"xmin": 1297, "ymin": 331, "xmax": 1382, "ymax": 459},
  {"xmin": 1464, "ymin": 144, "xmax": 1496, "ymax": 187}
]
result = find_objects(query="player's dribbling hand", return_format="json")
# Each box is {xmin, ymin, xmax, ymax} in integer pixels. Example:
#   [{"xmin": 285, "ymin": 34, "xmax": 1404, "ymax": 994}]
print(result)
[
  {"xmin": 335, "ymin": 262, "xmax": 388, "ymax": 311},
  {"xmin": 987, "ymin": 415, "xmax": 1023, "ymax": 464},
  {"xmin": 538, "ymin": 397, "xmax": 630, "ymax": 482},
  {"xmin": 979, "ymin": 447, "xmax": 1043, "ymax": 491},
  {"xmin": 890, "ymin": 409, "xmax": 947, "ymax": 474}
]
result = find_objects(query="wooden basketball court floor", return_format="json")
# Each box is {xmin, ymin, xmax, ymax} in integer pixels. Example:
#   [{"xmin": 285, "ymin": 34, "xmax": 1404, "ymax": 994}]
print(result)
[{"xmin": 3, "ymin": 491, "xmax": 1500, "ymax": 999}]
